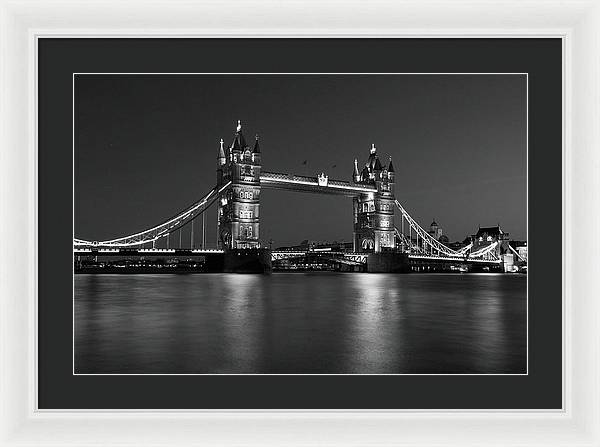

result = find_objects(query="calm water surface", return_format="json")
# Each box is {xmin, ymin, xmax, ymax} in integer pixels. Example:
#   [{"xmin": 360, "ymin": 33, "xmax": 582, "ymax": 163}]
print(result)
[{"xmin": 75, "ymin": 273, "xmax": 526, "ymax": 374}]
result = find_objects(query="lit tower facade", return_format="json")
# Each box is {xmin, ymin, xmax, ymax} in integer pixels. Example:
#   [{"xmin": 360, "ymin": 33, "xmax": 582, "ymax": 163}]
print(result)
[
  {"xmin": 216, "ymin": 120, "xmax": 261, "ymax": 250},
  {"xmin": 352, "ymin": 144, "xmax": 395, "ymax": 253}
]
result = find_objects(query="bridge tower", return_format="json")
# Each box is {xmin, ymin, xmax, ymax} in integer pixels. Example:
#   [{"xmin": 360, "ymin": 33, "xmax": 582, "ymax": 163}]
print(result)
[
  {"xmin": 352, "ymin": 144, "xmax": 396, "ymax": 253},
  {"xmin": 216, "ymin": 120, "xmax": 261, "ymax": 250}
]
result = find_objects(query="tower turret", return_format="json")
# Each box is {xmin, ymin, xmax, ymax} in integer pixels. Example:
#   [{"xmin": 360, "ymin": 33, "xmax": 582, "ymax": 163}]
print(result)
[
  {"xmin": 373, "ymin": 156, "xmax": 383, "ymax": 173},
  {"xmin": 231, "ymin": 120, "xmax": 247, "ymax": 155},
  {"xmin": 387, "ymin": 157, "xmax": 395, "ymax": 182},
  {"xmin": 353, "ymin": 159, "xmax": 360, "ymax": 182},
  {"xmin": 361, "ymin": 165, "xmax": 370, "ymax": 183},
  {"xmin": 367, "ymin": 143, "xmax": 378, "ymax": 179},
  {"xmin": 218, "ymin": 138, "xmax": 226, "ymax": 165},
  {"xmin": 216, "ymin": 138, "xmax": 227, "ymax": 185},
  {"xmin": 252, "ymin": 134, "xmax": 261, "ymax": 164}
]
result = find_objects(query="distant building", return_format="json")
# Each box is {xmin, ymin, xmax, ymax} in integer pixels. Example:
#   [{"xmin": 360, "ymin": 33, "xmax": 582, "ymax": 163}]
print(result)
[
  {"xmin": 428, "ymin": 219, "xmax": 442, "ymax": 240},
  {"xmin": 470, "ymin": 225, "xmax": 510, "ymax": 257},
  {"xmin": 275, "ymin": 240, "xmax": 353, "ymax": 252},
  {"xmin": 471, "ymin": 225, "xmax": 509, "ymax": 246},
  {"xmin": 427, "ymin": 219, "xmax": 449, "ymax": 244},
  {"xmin": 517, "ymin": 245, "xmax": 527, "ymax": 261},
  {"xmin": 509, "ymin": 240, "xmax": 528, "ymax": 261},
  {"xmin": 448, "ymin": 241, "xmax": 467, "ymax": 251}
]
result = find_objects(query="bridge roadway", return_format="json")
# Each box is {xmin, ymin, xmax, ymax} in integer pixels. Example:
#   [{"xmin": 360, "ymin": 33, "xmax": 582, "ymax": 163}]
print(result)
[
  {"xmin": 73, "ymin": 248, "xmax": 369, "ymax": 264},
  {"xmin": 74, "ymin": 248, "xmax": 224, "ymax": 255},
  {"xmin": 74, "ymin": 248, "xmax": 500, "ymax": 266}
]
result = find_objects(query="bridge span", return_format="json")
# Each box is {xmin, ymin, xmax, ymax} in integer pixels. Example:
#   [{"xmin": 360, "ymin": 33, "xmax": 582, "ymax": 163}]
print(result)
[
  {"xmin": 74, "ymin": 245, "xmax": 506, "ymax": 274},
  {"xmin": 259, "ymin": 171, "xmax": 377, "ymax": 197},
  {"xmin": 74, "ymin": 120, "xmax": 524, "ymax": 273}
]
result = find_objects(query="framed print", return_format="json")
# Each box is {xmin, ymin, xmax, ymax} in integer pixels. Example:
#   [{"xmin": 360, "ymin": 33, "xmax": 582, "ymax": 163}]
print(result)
[
  {"xmin": 42, "ymin": 38, "xmax": 549, "ymax": 409},
  {"xmin": 1, "ymin": 0, "xmax": 599, "ymax": 446}
]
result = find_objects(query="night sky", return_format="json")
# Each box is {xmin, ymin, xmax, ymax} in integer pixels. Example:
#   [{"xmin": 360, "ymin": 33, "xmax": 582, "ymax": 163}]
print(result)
[{"xmin": 75, "ymin": 74, "xmax": 526, "ymax": 247}]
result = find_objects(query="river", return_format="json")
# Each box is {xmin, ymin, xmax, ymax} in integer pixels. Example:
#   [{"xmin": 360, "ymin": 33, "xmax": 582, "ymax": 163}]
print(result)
[{"xmin": 74, "ymin": 273, "xmax": 526, "ymax": 374}]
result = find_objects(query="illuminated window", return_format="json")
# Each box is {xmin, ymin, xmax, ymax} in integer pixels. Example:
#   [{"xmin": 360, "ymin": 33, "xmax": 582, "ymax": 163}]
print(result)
[
  {"xmin": 362, "ymin": 238, "xmax": 374, "ymax": 249},
  {"xmin": 248, "ymin": 226, "xmax": 253, "ymax": 237}
]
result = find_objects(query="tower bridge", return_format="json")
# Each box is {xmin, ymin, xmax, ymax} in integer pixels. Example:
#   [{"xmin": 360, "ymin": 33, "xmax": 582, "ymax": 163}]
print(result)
[{"xmin": 74, "ymin": 120, "xmax": 524, "ymax": 273}]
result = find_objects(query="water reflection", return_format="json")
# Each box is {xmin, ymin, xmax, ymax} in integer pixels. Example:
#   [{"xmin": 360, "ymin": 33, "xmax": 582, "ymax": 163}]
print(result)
[
  {"xmin": 343, "ymin": 275, "xmax": 404, "ymax": 373},
  {"xmin": 220, "ymin": 275, "xmax": 263, "ymax": 372},
  {"xmin": 74, "ymin": 273, "xmax": 526, "ymax": 374}
]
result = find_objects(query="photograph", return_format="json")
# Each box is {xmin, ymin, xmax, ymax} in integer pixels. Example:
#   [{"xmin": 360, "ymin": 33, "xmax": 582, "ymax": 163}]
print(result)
[
  {"xmin": 6, "ymin": 0, "xmax": 598, "ymax": 439},
  {"xmin": 73, "ymin": 73, "xmax": 527, "ymax": 375}
]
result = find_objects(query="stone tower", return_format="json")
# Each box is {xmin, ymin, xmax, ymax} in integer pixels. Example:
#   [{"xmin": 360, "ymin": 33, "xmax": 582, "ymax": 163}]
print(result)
[
  {"xmin": 352, "ymin": 144, "xmax": 395, "ymax": 253},
  {"xmin": 217, "ymin": 120, "xmax": 261, "ymax": 250}
]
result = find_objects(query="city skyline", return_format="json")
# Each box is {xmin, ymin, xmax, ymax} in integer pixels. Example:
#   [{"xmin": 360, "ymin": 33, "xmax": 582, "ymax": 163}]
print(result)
[{"xmin": 75, "ymin": 74, "xmax": 527, "ymax": 246}]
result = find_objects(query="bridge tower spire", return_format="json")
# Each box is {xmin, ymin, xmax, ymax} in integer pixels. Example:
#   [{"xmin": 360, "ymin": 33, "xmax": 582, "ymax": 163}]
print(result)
[
  {"xmin": 353, "ymin": 158, "xmax": 360, "ymax": 182},
  {"xmin": 216, "ymin": 120, "xmax": 262, "ymax": 250},
  {"xmin": 352, "ymin": 143, "xmax": 395, "ymax": 253}
]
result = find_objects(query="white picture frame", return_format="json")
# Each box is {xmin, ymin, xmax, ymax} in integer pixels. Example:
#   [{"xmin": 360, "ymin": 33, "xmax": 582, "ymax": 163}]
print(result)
[{"xmin": 1, "ymin": 0, "xmax": 598, "ymax": 445}]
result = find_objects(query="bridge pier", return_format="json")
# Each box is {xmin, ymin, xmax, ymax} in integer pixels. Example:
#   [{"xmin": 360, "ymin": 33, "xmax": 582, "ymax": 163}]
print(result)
[
  {"xmin": 366, "ymin": 252, "xmax": 410, "ymax": 273},
  {"xmin": 224, "ymin": 248, "xmax": 272, "ymax": 274}
]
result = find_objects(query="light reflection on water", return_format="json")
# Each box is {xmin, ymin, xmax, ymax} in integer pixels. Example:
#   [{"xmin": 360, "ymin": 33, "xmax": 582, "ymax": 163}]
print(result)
[{"xmin": 74, "ymin": 273, "xmax": 526, "ymax": 374}]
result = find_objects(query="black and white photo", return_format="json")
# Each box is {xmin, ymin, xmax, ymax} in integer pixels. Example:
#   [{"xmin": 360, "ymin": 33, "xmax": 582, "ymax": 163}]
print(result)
[{"xmin": 74, "ymin": 74, "xmax": 527, "ymax": 375}]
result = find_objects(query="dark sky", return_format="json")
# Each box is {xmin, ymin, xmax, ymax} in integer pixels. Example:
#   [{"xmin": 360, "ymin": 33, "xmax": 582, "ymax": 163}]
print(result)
[{"xmin": 75, "ymin": 74, "xmax": 527, "ymax": 247}]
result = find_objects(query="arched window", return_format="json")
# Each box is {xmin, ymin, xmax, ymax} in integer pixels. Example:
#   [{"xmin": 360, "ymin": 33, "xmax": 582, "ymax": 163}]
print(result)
[{"xmin": 248, "ymin": 226, "xmax": 253, "ymax": 237}]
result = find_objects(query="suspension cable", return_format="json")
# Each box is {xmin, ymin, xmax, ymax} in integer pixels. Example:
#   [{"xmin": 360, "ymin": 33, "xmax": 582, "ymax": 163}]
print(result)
[{"xmin": 74, "ymin": 181, "xmax": 232, "ymax": 247}]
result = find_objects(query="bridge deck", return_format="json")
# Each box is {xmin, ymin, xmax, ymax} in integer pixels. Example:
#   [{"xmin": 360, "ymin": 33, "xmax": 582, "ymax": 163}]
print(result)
[
  {"xmin": 74, "ymin": 248, "xmax": 224, "ymax": 255},
  {"xmin": 260, "ymin": 171, "xmax": 377, "ymax": 197}
]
